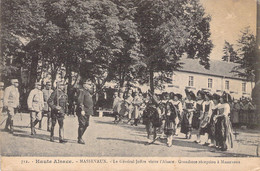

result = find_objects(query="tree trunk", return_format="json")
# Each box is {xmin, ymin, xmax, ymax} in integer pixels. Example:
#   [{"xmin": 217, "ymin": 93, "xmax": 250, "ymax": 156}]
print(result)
[
  {"xmin": 28, "ymin": 51, "xmax": 39, "ymax": 90},
  {"xmin": 149, "ymin": 66, "xmax": 154, "ymax": 93},
  {"xmin": 66, "ymin": 65, "xmax": 74, "ymax": 115},
  {"xmin": 51, "ymin": 66, "xmax": 58, "ymax": 89},
  {"xmin": 120, "ymin": 71, "xmax": 125, "ymax": 88}
]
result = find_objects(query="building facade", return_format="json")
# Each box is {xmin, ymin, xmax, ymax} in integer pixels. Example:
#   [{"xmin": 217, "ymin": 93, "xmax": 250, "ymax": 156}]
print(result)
[{"xmin": 164, "ymin": 58, "xmax": 254, "ymax": 99}]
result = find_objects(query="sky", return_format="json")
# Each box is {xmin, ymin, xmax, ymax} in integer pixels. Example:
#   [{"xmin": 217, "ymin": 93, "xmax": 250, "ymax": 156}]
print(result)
[{"xmin": 200, "ymin": 0, "xmax": 257, "ymax": 60}]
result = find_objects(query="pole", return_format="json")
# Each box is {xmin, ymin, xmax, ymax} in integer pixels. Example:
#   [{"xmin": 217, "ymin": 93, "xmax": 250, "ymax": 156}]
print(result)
[{"xmin": 256, "ymin": 0, "xmax": 260, "ymax": 83}]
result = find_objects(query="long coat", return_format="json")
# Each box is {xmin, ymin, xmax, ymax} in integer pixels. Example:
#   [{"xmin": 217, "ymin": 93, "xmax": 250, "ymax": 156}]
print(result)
[{"xmin": 76, "ymin": 88, "xmax": 94, "ymax": 116}]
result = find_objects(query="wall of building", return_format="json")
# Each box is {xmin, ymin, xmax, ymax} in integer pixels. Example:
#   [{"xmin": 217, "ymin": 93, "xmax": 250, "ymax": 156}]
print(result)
[{"xmin": 170, "ymin": 71, "xmax": 254, "ymax": 99}]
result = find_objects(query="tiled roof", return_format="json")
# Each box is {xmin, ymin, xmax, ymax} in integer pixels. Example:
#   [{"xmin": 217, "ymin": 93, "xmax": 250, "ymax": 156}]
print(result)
[{"xmin": 177, "ymin": 58, "xmax": 243, "ymax": 79}]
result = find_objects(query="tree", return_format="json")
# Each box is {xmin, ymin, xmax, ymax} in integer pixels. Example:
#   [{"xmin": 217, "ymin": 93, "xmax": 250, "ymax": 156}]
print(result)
[
  {"xmin": 222, "ymin": 40, "xmax": 239, "ymax": 63},
  {"xmin": 135, "ymin": 0, "xmax": 213, "ymax": 92},
  {"xmin": 1, "ymin": 0, "xmax": 46, "ymax": 87},
  {"xmin": 232, "ymin": 27, "xmax": 257, "ymax": 82}
]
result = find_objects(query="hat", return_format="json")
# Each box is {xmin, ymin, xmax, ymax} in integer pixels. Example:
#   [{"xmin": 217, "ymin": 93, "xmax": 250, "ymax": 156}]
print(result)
[
  {"xmin": 169, "ymin": 92, "xmax": 175, "ymax": 99},
  {"xmin": 189, "ymin": 91, "xmax": 196, "ymax": 101},
  {"xmin": 185, "ymin": 89, "xmax": 190, "ymax": 96},
  {"xmin": 174, "ymin": 93, "xmax": 182, "ymax": 100},
  {"xmin": 11, "ymin": 79, "xmax": 18, "ymax": 84},
  {"xmin": 222, "ymin": 91, "xmax": 232, "ymax": 103},
  {"xmin": 197, "ymin": 90, "xmax": 205, "ymax": 99},
  {"xmin": 213, "ymin": 93, "xmax": 220, "ymax": 101},
  {"xmin": 204, "ymin": 91, "xmax": 213, "ymax": 100}
]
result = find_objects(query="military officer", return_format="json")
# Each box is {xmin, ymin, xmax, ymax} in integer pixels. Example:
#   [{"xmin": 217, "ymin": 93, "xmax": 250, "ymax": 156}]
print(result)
[
  {"xmin": 39, "ymin": 82, "xmax": 53, "ymax": 131},
  {"xmin": 48, "ymin": 82, "xmax": 68, "ymax": 143},
  {"xmin": 76, "ymin": 80, "xmax": 94, "ymax": 144},
  {"xmin": 4, "ymin": 79, "xmax": 20, "ymax": 134},
  {"xmin": 27, "ymin": 81, "xmax": 44, "ymax": 135}
]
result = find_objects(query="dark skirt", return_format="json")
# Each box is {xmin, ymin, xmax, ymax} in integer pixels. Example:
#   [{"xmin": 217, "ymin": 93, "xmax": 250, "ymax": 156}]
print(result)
[
  {"xmin": 192, "ymin": 111, "xmax": 200, "ymax": 129},
  {"xmin": 181, "ymin": 112, "xmax": 192, "ymax": 134},
  {"xmin": 208, "ymin": 112, "xmax": 217, "ymax": 140},
  {"xmin": 164, "ymin": 116, "xmax": 175, "ymax": 136},
  {"xmin": 215, "ymin": 116, "xmax": 227, "ymax": 150},
  {"xmin": 199, "ymin": 126, "xmax": 210, "ymax": 135}
]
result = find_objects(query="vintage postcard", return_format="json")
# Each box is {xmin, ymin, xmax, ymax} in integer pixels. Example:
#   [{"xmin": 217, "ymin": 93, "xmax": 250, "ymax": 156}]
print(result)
[{"xmin": 1, "ymin": 0, "xmax": 259, "ymax": 170}]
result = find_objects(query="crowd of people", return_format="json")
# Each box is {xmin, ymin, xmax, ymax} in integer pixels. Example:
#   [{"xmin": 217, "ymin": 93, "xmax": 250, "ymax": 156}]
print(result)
[
  {"xmin": 111, "ymin": 87, "xmax": 242, "ymax": 151},
  {"xmin": 230, "ymin": 97, "xmax": 256, "ymax": 127},
  {"xmin": 0, "ymin": 78, "xmax": 257, "ymax": 151}
]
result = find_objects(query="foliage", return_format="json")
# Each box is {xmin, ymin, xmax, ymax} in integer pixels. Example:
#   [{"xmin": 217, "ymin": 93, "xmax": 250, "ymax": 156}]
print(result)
[
  {"xmin": 134, "ymin": 0, "xmax": 213, "ymax": 92},
  {"xmin": 232, "ymin": 27, "xmax": 256, "ymax": 82},
  {"xmin": 222, "ymin": 40, "xmax": 239, "ymax": 63}
]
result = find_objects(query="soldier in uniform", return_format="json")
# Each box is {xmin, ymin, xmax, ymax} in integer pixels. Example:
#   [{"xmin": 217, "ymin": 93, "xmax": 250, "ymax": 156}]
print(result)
[
  {"xmin": 27, "ymin": 81, "xmax": 44, "ymax": 135},
  {"xmin": 3, "ymin": 79, "xmax": 20, "ymax": 134},
  {"xmin": 76, "ymin": 80, "xmax": 94, "ymax": 144},
  {"xmin": 48, "ymin": 82, "xmax": 68, "ymax": 143},
  {"xmin": 0, "ymin": 82, "xmax": 4, "ymax": 113},
  {"xmin": 40, "ymin": 82, "xmax": 53, "ymax": 131}
]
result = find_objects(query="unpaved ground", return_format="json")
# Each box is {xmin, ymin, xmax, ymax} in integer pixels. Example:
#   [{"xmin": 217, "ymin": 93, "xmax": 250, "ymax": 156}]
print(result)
[{"xmin": 0, "ymin": 113, "xmax": 259, "ymax": 157}]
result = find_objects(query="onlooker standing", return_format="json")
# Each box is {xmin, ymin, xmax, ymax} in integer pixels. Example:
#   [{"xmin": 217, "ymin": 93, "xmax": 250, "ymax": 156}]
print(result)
[
  {"xmin": 27, "ymin": 82, "xmax": 44, "ymax": 135},
  {"xmin": 3, "ymin": 79, "xmax": 20, "ymax": 134},
  {"xmin": 132, "ymin": 90, "xmax": 143, "ymax": 126},
  {"xmin": 0, "ymin": 82, "xmax": 4, "ymax": 113},
  {"xmin": 40, "ymin": 82, "xmax": 53, "ymax": 131}
]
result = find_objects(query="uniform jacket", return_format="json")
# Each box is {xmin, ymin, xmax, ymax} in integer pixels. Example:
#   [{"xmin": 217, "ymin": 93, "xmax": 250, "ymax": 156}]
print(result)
[
  {"xmin": 48, "ymin": 89, "xmax": 68, "ymax": 114},
  {"xmin": 42, "ymin": 88, "xmax": 53, "ymax": 111},
  {"xmin": 3, "ymin": 85, "xmax": 20, "ymax": 108},
  {"xmin": 27, "ymin": 88, "xmax": 44, "ymax": 112},
  {"xmin": 77, "ymin": 88, "xmax": 93, "ymax": 115}
]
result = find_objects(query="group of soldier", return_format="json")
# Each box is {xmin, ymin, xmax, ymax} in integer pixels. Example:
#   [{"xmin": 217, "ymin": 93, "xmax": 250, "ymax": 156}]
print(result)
[
  {"xmin": 1, "ymin": 79, "xmax": 94, "ymax": 144},
  {"xmin": 112, "ymin": 88, "xmax": 234, "ymax": 151}
]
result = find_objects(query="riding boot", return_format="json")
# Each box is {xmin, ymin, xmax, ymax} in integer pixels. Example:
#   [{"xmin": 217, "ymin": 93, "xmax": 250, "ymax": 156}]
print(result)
[
  {"xmin": 38, "ymin": 120, "xmax": 42, "ymax": 129},
  {"xmin": 78, "ymin": 127, "xmax": 85, "ymax": 144},
  {"xmin": 33, "ymin": 119, "xmax": 39, "ymax": 127},
  {"xmin": 50, "ymin": 125, "xmax": 55, "ymax": 141},
  {"xmin": 10, "ymin": 120, "xmax": 14, "ymax": 134},
  {"xmin": 78, "ymin": 127, "xmax": 83, "ymax": 140},
  {"xmin": 4, "ymin": 118, "xmax": 10, "ymax": 131},
  {"xmin": 47, "ymin": 114, "xmax": 51, "ymax": 131},
  {"xmin": 82, "ymin": 126, "xmax": 87, "ymax": 136}
]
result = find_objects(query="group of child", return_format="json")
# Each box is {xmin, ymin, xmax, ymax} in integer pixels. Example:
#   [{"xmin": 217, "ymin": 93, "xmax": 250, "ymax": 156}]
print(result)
[{"xmin": 112, "ymin": 88, "xmax": 234, "ymax": 151}]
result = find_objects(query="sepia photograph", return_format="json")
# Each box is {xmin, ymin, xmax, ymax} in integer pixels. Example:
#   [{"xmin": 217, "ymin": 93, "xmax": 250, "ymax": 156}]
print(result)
[{"xmin": 0, "ymin": 0, "xmax": 260, "ymax": 170}]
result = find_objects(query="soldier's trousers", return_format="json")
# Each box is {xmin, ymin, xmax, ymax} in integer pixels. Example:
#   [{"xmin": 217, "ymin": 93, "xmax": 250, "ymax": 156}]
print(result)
[
  {"xmin": 30, "ymin": 111, "xmax": 42, "ymax": 133},
  {"xmin": 39, "ymin": 111, "xmax": 51, "ymax": 130},
  {"xmin": 5, "ymin": 107, "xmax": 15, "ymax": 130},
  {"xmin": 51, "ymin": 117, "xmax": 64, "ymax": 140},
  {"xmin": 77, "ymin": 114, "xmax": 90, "ymax": 140}
]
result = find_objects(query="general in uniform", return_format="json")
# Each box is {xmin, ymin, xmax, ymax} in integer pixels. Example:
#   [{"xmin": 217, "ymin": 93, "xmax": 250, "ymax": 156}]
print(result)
[
  {"xmin": 76, "ymin": 80, "xmax": 94, "ymax": 144},
  {"xmin": 4, "ymin": 79, "xmax": 20, "ymax": 134},
  {"xmin": 40, "ymin": 82, "xmax": 53, "ymax": 131},
  {"xmin": 48, "ymin": 82, "xmax": 68, "ymax": 143},
  {"xmin": 27, "ymin": 82, "xmax": 44, "ymax": 135}
]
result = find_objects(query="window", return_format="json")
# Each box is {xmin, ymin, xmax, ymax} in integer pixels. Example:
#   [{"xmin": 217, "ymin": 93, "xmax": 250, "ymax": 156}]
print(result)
[
  {"xmin": 208, "ymin": 78, "xmax": 213, "ymax": 88},
  {"xmin": 242, "ymin": 82, "xmax": 246, "ymax": 92},
  {"xmin": 188, "ymin": 76, "xmax": 194, "ymax": 87},
  {"xmin": 225, "ymin": 80, "xmax": 229, "ymax": 90}
]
